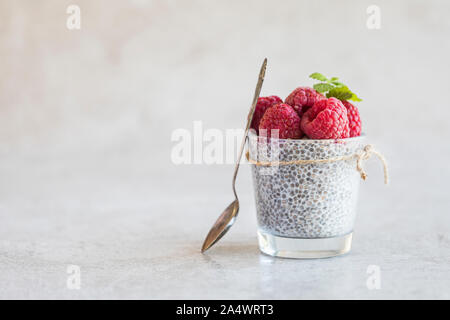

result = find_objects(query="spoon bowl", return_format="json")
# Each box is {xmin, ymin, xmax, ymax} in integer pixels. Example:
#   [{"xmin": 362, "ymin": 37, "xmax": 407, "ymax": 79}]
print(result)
[{"xmin": 201, "ymin": 200, "xmax": 239, "ymax": 253}]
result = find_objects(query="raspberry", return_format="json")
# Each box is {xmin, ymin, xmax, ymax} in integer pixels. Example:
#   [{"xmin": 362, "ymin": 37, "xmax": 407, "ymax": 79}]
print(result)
[
  {"xmin": 301, "ymin": 97, "xmax": 350, "ymax": 139},
  {"xmin": 285, "ymin": 87, "xmax": 325, "ymax": 117},
  {"xmin": 259, "ymin": 103, "xmax": 303, "ymax": 139},
  {"xmin": 342, "ymin": 100, "xmax": 362, "ymax": 137},
  {"xmin": 250, "ymin": 96, "xmax": 283, "ymax": 133}
]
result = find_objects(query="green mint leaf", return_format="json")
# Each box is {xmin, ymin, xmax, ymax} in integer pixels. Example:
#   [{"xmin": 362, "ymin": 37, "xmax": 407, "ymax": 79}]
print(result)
[
  {"xmin": 330, "ymin": 80, "xmax": 345, "ymax": 87},
  {"xmin": 349, "ymin": 93, "xmax": 362, "ymax": 102},
  {"xmin": 310, "ymin": 73, "xmax": 362, "ymax": 102},
  {"xmin": 313, "ymin": 83, "xmax": 334, "ymax": 93},
  {"xmin": 326, "ymin": 86, "xmax": 353, "ymax": 101},
  {"xmin": 309, "ymin": 72, "xmax": 328, "ymax": 82}
]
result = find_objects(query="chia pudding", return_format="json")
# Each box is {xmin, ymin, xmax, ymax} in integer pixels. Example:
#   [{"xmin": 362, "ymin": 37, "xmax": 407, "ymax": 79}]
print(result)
[{"xmin": 248, "ymin": 132, "xmax": 365, "ymax": 239}]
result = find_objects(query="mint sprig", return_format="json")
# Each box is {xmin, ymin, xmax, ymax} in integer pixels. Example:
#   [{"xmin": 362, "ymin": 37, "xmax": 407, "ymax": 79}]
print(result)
[
  {"xmin": 310, "ymin": 72, "xmax": 328, "ymax": 82},
  {"xmin": 309, "ymin": 72, "xmax": 362, "ymax": 102},
  {"xmin": 313, "ymin": 83, "xmax": 334, "ymax": 93}
]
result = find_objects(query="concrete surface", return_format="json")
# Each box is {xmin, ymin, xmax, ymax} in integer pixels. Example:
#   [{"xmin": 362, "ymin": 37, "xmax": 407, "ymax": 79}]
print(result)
[
  {"xmin": 1, "ymin": 152, "xmax": 449, "ymax": 299},
  {"xmin": 1, "ymin": 0, "xmax": 449, "ymax": 299}
]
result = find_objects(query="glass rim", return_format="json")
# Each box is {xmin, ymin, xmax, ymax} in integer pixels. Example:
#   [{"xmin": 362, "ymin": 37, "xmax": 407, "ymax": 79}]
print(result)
[{"xmin": 248, "ymin": 130, "xmax": 366, "ymax": 143}]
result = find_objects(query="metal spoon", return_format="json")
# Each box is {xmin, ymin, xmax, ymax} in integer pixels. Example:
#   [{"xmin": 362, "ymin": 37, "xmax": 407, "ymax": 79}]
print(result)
[{"xmin": 201, "ymin": 58, "xmax": 267, "ymax": 253}]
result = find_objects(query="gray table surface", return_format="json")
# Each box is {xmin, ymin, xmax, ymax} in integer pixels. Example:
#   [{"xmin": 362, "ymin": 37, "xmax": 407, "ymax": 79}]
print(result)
[
  {"xmin": 1, "ymin": 0, "xmax": 450, "ymax": 300},
  {"xmin": 1, "ymin": 147, "xmax": 449, "ymax": 300}
]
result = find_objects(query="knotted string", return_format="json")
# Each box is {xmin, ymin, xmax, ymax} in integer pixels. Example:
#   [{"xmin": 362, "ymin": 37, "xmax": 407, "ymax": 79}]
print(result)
[
  {"xmin": 245, "ymin": 144, "xmax": 389, "ymax": 184},
  {"xmin": 355, "ymin": 145, "xmax": 389, "ymax": 184}
]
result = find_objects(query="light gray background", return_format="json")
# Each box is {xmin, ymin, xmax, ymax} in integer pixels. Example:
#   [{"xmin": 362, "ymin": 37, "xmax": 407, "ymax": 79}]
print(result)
[{"xmin": 1, "ymin": 0, "xmax": 449, "ymax": 299}]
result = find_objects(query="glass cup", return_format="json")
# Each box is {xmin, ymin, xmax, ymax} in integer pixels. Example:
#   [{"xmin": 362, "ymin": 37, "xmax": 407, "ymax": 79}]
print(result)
[{"xmin": 248, "ymin": 131, "xmax": 366, "ymax": 258}]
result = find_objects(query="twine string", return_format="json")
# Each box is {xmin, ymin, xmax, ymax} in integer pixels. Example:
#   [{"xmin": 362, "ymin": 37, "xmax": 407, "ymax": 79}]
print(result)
[
  {"xmin": 245, "ymin": 144, "xmax": 389, "ymax": 184},
  {"xmin": 356, "ymin": 145, "xmax": 389, "ymax": 184}
]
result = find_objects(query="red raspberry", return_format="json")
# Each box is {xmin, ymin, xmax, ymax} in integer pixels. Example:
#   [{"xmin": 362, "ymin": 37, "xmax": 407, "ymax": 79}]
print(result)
[
  {"xmin": 250, "ymin": 96, "xmax": 283, "ymax": 133},
  {"xmin": 301, "ymin": 97, "xmax": 350, "ymax": 139},
  {"xmin": 285, "ymin": 87, "xmax": 325, "ymax": 117},
  {"xmin": 342, "ymin": 100, "xmax": 362, "ymax": 137},
  {"xmin": 259, "ymin": 103, "xmax": 303, "ymax": 139}
]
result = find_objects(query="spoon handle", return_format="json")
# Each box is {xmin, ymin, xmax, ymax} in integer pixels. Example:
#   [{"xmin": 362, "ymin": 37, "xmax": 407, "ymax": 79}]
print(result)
[{"xmin": 231, "ymin": 58, "xmax": 267, "ymax": 199}]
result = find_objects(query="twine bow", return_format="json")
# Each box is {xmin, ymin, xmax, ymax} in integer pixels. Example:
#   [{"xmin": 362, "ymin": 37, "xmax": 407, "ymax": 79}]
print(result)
[
  {"xmin": 355, "ymin": 145, "xmax": 389, "ymax": 184},
  {"xmin": 246, "ymin": 144, "xmax": 389, "ymax": 185}
]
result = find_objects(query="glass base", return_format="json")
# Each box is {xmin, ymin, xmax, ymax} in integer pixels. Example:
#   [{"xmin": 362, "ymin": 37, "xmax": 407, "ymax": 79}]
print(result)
[{"xmin": 257, "ymin": 230, "xmax": 353, "ymax": 259}]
